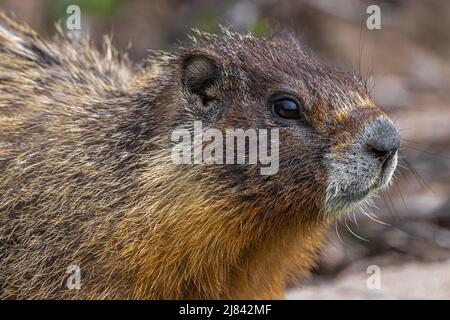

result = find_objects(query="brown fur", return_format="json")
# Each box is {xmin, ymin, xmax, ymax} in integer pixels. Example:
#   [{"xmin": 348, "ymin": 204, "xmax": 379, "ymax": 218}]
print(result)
[{"xmin": 0, "ymin": 13, "xmax": 388, "ymax": 299}]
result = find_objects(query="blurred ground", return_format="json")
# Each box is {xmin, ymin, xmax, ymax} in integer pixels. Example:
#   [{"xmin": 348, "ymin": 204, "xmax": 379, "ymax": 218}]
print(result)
[
  {"xmin": 287, "ymin": 259, "xmax": 450, "ymax": 299},
  {"xmin": 1, "ymin": 0, "xmax": 449, "ymax": 299}
]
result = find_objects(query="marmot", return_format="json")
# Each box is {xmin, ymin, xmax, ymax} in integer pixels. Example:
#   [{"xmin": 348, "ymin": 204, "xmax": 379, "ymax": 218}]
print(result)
[{"xmin": 0, "ymin": 13, "xmax": 400, "ymax": 299}]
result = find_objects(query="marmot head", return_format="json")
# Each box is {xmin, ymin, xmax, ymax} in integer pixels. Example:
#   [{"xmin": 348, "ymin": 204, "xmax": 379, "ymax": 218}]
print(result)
[{"xmin": 164, "ymin": 30, "xmax": 399, "ymax": 218}]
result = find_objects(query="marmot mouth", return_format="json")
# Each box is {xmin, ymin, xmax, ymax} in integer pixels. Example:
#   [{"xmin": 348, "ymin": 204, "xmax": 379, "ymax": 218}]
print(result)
[
  {"xmin": 324, "ymin": 181, "xmax": 379, "ymax": 213},
  {"xmin": 336, "ymin": 187, "xmax": 371, "ymax": 204}
]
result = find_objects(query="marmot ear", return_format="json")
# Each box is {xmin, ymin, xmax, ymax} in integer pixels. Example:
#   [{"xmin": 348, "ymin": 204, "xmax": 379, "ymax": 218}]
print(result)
[{"xmin": 181, "ymin": 55, "xmax": 220, "ymax": 101}]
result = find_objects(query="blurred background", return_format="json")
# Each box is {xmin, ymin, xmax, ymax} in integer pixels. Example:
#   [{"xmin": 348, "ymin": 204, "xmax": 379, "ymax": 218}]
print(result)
[{"xmin": 1, "ymin": 0, "xmax": 449, "ymax": 299}]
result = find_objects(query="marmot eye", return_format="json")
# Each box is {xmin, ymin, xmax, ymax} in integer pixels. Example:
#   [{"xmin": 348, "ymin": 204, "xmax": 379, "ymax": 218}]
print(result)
[{"xmin": 272, "ymin": 98, "xmax": 301, "ymax": 119}]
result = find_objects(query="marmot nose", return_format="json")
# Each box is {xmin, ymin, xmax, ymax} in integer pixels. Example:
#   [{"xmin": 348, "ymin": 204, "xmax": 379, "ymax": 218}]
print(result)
[{"xmin": 365, "ymin": 118, "xmax": 400, "ymax": 163}]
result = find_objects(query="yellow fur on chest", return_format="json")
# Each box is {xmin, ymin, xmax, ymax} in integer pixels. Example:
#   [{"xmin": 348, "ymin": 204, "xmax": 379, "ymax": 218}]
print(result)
[{"xmin": 102, "ymin": 194, "xmax": 330, "ymax": 299}]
